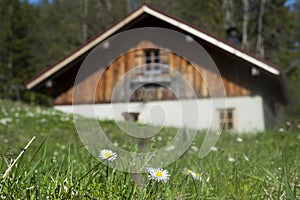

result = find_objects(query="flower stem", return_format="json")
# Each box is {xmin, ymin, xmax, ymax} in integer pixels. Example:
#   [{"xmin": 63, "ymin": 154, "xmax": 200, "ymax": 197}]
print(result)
[{"xmin": 106, "ymin": 160, "xmax": 109, "ymax": 179}]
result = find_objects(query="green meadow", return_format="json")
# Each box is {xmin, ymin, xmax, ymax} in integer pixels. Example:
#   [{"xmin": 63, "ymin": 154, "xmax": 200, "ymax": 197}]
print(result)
[{"xmin": 0, "ymin": 99, "xmax": 299, "ymax": 199}]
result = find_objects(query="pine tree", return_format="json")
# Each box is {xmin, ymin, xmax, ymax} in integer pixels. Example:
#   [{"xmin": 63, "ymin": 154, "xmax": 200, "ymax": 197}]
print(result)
[{"xmin": 0, "ymin": 0, "xmax": 37, "ymax": 100}]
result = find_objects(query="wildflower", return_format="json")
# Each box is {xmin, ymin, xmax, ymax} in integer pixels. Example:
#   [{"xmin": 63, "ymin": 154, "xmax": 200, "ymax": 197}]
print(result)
[
  {"xmin": 210, "ymin": 146, "xmax": 218, "ymax": 152},
  {"xmin": 190, "ymin": 172, "xmax": 201, "ymax": 180},
  {"xmin": 113, "ymin": 142, "xmax": 119, "ymax": 147},
  {"xmin": 181, "ymin": 168, "xmax": 193, "ymax": 175},
  {"xmin": 0, "ymin": 117, "xmax": 12, "ymax": 126},
  {"xmin": 182, "ymin": 168, "xmax": 202, "ymax": 180},
  {"xmin": 1, "ymin": 108, "xmax": 8, "ymax": 116},
  {"xmin": 100, "ymin": 149, "xmax": 117, "ymax": 161},
  {"xmin": 228, "ymin": 157, "xmax": 235, "ymax": 162},
  {"xmin": 190, "ymin": 146, "xmax": 199, "ymax": 152},
  {"xmin": 26, "ymin": 112, "xmax": 35, "ymax": 117},
  {"xmin": 206, "ymin": 176, "xmax": 210, "ymax": 183},
  {"xmin": 278, "ymin": 128, "xmax": 284, "ymax": 132},
  {"xmin": 243, "ymin": 155, "xmax": 249, "ymax": 162},
  {"xmin": 51, "ymin": 156, "xmax": 57, "ymax": 163},
  {"xmin": 165, "ymin": 145, "xmax": 175, "ymax": 151},
  {"xmin": 236, "ymin": 137, "xmax": 243, "ymax": 143},
  {"xmin": 60, "ymin": 116, "xmax": 70, "ymax": 122},
  {"xmin": 147, "ymin": 167, "xmax": 169, "ymax": 182}
]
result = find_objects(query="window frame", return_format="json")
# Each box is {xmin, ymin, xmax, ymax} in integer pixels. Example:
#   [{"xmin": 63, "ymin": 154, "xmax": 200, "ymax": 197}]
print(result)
[
  {"xmin": 217, "ymin": 108, "xmax": 236, "ymax": 132},
  {"xmin": 144, "ymin": 49, "xmax": 162, "ymax": 75}
]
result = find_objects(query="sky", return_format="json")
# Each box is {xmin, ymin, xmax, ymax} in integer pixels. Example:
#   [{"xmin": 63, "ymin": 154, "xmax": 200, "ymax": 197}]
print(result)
[
  {"xmin": 27, "ymin": 0, "xmax": 52, "ymax": 4},
  {"xmin": 285, "ymin": 0, "xmax": 296, "ymax": 6},
  {"xmin": 28, "ymin": 0, "xmax": 40, "ymax": 3}
]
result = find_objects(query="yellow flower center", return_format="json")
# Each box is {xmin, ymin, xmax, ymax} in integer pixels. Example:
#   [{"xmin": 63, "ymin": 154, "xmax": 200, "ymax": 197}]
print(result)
[
  {"xmin": 105, "ymin": 152, "xmax": 112, "ymax": 158},
  {"xmin": 194, "ymin": 173, "xmax": 200, "ymax": 177},
  {"xmin": 155, "ymin": 171, "xmax": 163, "ymax": 177}
]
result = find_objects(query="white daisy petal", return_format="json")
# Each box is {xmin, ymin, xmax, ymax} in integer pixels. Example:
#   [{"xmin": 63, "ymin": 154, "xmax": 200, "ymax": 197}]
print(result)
[
  {"xmin": 210, "ymin": 146, "xmax": 218, "ymax": 152},
  {"xmin": 181, "ymin": 168, "xmax": 202, "ymax": 180},
  {"xmin": 147, "ymin": 168, "xmax": 169, "ymax": 182},
  {"xmin": 100, "ymin": 149, "xmax": 117, "ymax": 161},
  {"xmin": 191, "ymin": 172, "xmax": 202, "ymax": 180},
  {"xmin": 236, "ymin": 137, "xmax": 243, "ymax": 142},
  {"xmin": 244, "ymin": 155, "xmax": 250, "ymax": 162},
  {"xmin": 228, "ymin": 157, "xmax": 235, "ymax": 162}
]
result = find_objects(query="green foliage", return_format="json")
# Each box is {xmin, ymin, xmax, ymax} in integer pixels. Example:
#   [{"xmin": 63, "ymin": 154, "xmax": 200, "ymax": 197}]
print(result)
[
  {"xmin": 262, "ymin": 0, "xmax": 295, "ymax": 66},
  {"xmin": 0, "ymin": 0, "xmax": 128, "ymax": 104},
  {"xmin": 0, "ymin": 0, "xmax": 35, "ymax": 99},
  {"xmin": 284, "ymin": 0, "xmax": 300, "ymax": 120},
  {"xmin": 0, "ymin": 100, "xmax": 299, "ymax": 199}
]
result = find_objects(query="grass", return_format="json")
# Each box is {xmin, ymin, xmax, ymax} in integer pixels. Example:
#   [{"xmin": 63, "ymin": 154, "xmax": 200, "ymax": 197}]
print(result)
[{"xmin": 0, "ymin": 99, "xmax": 299, "ymax": 199}]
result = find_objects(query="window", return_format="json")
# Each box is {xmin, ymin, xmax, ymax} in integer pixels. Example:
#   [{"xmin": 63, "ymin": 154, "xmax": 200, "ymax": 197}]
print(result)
[
  {"xmin": 218, "ymin": 109, "xmax": 235, "ymax": 131},
  {"xmin": 145, "ymin": 49, "xmax": 160, "ymax": 64},
  {"xmin": 122, "ymin": 112, "xmax": 140, "ymax": 122},
  {"xmin": 144, "ymin": 49, "xmax": 161, "ymax": 74}
]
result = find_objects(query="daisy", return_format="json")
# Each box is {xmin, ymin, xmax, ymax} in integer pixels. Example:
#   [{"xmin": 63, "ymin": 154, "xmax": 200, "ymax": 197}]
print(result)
[
  {"xmin": 190, "ymin": 171, "xmax": 201, "ymax": 180},
  {"xmin": 278, "ymin": 128, "xmax": 285, "ymax": 132},
  {"xmin": 147, "ymin": 167, "xmax": 169, "ymax": 183},
  {"xmin": 190, "ymin": 146, "xmax": 199, "ymax": 152},
  {"xmin": 181, "ymin": 168, "xmax": 193, "ymax": 175},
  {"xmin": 228, "ymin": 157, "xmax": 235, "ymax": 162},
  {"xmin": 243, "ymin": 154, "xmax": 250, "ymax": 162},
  {"xmin": 182, "ymin": 168, "xmax": 202, "ymax": 180},
  {"xmin": 210, "ymin": 146, "xmax": 218, "ymax": 152},
  {"xmin": 100, "ymin": 149, "xmax": 117, "ymax": 161}
]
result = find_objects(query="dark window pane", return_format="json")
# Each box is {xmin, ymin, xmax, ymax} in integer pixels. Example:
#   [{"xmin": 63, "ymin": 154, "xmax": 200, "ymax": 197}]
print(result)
[
  {"xmin": 228, "ymin": 122, "xmax": 233, "ymax": 130},
  {"xmin": 122, "ymin": 112, "xmax": 140, "ymax": 122},
  {"xmin": 219, "ymin": 109, "xmax": 235, "ymax": 131},
  {"xmin": 154, "ymin": 50, "xmax": 160, "ymax": 63},
  {"xmin": 130, "ymin": 113, "xmax": 139, "ymax": 121},
  {"xmin": 228, "ymin": 110, "xmax": 233, "ymax": 119},
  {"xmin": 145, "ymin": 50, "xmax": 151, "ymax": 64}
]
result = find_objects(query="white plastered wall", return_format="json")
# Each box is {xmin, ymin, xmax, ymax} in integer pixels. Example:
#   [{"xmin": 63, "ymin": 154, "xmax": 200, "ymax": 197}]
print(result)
[{"xmin": 55, "ymin": 96, "xmax": 265, "ymax": 133}]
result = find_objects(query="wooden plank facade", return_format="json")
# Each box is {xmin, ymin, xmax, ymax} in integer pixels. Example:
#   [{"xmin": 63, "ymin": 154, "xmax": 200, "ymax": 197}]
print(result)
[{"xmin": 54, "ymin": 41, "xmax": 250, "ymax": 105}]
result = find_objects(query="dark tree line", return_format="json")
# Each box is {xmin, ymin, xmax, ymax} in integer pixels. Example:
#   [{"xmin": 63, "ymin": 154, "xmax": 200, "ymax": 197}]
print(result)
[{"xmin": 0, "ymin": 0, "xmax": 300, "ymax": 120}]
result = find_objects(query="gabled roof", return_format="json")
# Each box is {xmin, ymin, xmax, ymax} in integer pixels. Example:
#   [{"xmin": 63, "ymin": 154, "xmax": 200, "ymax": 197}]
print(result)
[{"xmin": 25, "ymin": 4, "xmax": 283, "ymax": 91}]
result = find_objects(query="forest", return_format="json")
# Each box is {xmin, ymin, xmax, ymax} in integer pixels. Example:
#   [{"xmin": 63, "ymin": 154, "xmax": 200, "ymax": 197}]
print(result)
[{"xmin": 0, "ymin": 0, "xmax": 300, "ymax": 121}]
